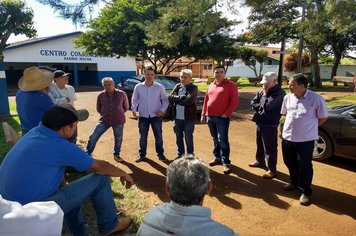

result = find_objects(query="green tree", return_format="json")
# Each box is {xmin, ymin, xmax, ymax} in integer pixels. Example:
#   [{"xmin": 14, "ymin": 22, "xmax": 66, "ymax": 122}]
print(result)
[
  {"xmin": 75, "ymin": 0, "xmax": 237, "ymax": 74},
  {"xmin": 0, "ymin": 0, "xmax": 36, "ymax": 61},
  {"xmin": 236, "ymin": 47, "xmax": 268, "ymax": 78}
]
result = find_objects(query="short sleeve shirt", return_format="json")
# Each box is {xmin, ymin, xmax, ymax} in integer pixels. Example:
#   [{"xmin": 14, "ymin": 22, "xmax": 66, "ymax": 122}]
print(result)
[
  {"xmin": 281, "ymin": 90, "xmax": 328, "ymax": 142},
  {"xmin": 0, "ymin": 123, "xmax": 94, "ymax": 204}
]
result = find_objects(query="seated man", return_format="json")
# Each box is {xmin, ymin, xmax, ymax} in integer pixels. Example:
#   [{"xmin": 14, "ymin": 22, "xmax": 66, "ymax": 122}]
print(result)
[
  {"xmin": 0, "ymin": 195, "xmax": 63, "ymax": 235},
  {"xmin": 137, "ymin": 157, "xmax": 239, "ymax": 236},
  {"xmin": 0, "ymin": 104, "xmax": 133, "ymax": 235}
]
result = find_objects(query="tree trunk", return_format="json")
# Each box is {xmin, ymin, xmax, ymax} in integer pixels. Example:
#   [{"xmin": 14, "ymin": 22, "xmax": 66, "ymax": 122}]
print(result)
[
  {"xmin": 310, "ymin": 45, "xmax": 322, "ymax": 88},
  {"xmin": 331, "ymin": 52, "xmax": 341, "ymax": 86}
]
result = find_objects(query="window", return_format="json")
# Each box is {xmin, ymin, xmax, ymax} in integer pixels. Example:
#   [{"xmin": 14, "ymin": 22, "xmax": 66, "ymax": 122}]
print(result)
[{"xmin": 203, "ymin": 64, "xmax": 212, "ymax": 70}]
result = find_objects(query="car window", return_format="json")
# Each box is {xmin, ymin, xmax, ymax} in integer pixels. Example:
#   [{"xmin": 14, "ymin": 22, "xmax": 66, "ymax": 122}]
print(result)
[
  {"xmin": 125, "ymin": 79, "xmax": 140, "ymax": 90},
  {"xmin": 155, "ymin": 76, "xmax": 180, "ymax": 89}
]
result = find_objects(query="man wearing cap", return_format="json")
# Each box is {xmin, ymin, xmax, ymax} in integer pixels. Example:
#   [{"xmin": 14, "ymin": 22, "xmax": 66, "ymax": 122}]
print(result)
[
  {"xmin": 49, "ymin": 70, "xmax": 72, "ymax": 105},
  {"xmin": 86, "ymin": 77, "xmax": 129, "ymax": 162},
  {"xmin": 0, "ymin": 104, "xmax": 134, "ymax": 235},
  {"xmin": 53, "ymin": 70, "xmax": 77, "ymax": 106},
  {"xmin": 16, "ymin": 66, "xmax": 54, "ymax": 135},
  {"xmin": 249, "ymin": 72, "xmax": 286, "ymax": 178}
]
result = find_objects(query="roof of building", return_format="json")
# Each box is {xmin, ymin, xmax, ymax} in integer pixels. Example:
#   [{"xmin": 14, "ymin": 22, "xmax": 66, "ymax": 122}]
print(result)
[
  {"xmin": 4, "ymin": 31, "xmax": 82, "ymax": 51},
  {"xmin": 245, "ymin": 45, "xmax": 281, "ymax": 60}
]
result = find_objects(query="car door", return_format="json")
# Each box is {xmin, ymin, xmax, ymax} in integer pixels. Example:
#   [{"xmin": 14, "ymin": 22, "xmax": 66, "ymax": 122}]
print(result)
[{"xmin": 335, "ymin": 108, "xmax": 356, "ymax": 159}]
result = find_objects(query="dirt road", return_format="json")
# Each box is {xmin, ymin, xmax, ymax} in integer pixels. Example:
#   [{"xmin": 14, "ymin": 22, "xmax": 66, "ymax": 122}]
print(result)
[{"xmin": 72, "ymin": 89, "xmax": 356, "ymax": 236}]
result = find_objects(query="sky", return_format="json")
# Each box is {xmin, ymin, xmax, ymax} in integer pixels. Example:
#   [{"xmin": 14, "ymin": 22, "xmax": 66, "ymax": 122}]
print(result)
[
  {"xmin": 8, "ymin": 0, "xmax": 102, "ymax": 43},
  {"xmin": 8, "ymin": 0, "xmax": 250, "ymax": 43}
]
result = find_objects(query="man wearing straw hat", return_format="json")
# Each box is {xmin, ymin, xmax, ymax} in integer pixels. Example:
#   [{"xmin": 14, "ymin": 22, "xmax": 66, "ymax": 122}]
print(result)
[{"xmin": 16, "ymin": 66, "xmax": 54, "ymax": 135}]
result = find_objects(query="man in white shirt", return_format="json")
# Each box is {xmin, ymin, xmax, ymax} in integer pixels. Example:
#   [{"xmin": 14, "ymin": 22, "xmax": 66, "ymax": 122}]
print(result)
[
  {"xmin": 51, "ymin": 70, "xmax": 77, "ymax": 106},
  {"xmin": 137, "ymin": 157, "xmax": 239, "ymax": 236}
]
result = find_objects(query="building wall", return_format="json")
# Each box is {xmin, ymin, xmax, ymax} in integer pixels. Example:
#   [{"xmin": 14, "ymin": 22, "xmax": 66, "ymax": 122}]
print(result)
[{"xmin": 3, "ymin": 33, "xmax": 136, "ymax": 86}]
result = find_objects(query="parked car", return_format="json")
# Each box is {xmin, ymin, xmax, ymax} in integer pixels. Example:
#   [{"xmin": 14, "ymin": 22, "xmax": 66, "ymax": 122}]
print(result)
[
  {"xmin": 280, "ymin": 104, "xmax": 356, "ymax": 161},
  {"xmin": 117, "ymin": 75, "xmax": 205, "ymax": 118}
]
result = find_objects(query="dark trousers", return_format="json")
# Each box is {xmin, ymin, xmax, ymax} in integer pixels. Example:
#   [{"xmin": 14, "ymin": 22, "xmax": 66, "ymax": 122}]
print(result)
[
  {"xmin": 138, "ymin": 116, "xmax": 164, "ymax": 158},
  {"xmin": 282, "ymin": 139, "xmax": 314, "ymax": 196},
  {"xmin": 255, "ymin": 125, "xmax": 278, "ymax": 172}
]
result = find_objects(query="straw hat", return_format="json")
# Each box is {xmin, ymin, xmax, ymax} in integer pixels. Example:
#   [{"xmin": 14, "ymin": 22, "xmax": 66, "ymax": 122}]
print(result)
[{"xmin": 18, "ymin": 66, "xmax": 54, "ymax": 91}]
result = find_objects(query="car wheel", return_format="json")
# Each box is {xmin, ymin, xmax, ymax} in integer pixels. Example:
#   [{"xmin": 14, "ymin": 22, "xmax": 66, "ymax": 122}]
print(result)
[{"xmin": 313, "ymin": 130, "xmax": 333, "ymax": 161}]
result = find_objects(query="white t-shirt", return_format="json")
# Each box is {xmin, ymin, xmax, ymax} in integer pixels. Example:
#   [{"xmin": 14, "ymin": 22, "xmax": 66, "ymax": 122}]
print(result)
[
  {"xmin": 58, "ymin": 85, "xmax": 77, "ymax": 106},
  {"xmin": 0, "ymin": 195, "xmax": 64, "ymax": 236}
]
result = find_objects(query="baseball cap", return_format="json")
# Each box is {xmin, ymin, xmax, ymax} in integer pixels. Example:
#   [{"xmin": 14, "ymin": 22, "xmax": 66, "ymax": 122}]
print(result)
[
  {"xmin": 260, "ymin": 72, "xmax": 278, "ymax": 85},
  {"xmin": 58, "ymin": 104, "xmax": 89, "ymax": 122},
  {"xmin": 54, "ymin": 70, "xmax": 71, "ymax": 79}
]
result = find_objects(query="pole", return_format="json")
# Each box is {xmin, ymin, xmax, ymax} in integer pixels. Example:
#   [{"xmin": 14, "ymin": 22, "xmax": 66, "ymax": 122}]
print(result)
[
  {"xmin": 296, "ymin": 1, "xmax": 305, "ymax": 73},
  {"xmin": 0, "ymin": 61, "xmax": 10, "ymax": 115},
  {"xmin": 277, "ymin": 37, "xmax": 286, "ymax": 85}
]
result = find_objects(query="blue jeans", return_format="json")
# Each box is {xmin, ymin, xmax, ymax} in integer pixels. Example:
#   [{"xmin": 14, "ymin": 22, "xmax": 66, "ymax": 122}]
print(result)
[
  {"xmin": 47, "ymin": 174, "xmax": 118, "ymax": 235},
  {"xmin": 207, "ymin": 116, "xmax": 231, "ymax": 165},
  {"xmin": 86, "ymin": 122, "xmax": 124, "ymax": 156},
  {"xmin": 173, "ymin": 119, "xmax": 195, "ymax": 156},
  {"xmin": 282, "ymin": 139, "xmax": 314, "ymax": 196},
  {"xmin": 255, "ymin": 125, "xmax": 278, "ymax": 172},
  {"xmin": 138, "ymin": 116, "xmax": 164, "ymax": 158}
]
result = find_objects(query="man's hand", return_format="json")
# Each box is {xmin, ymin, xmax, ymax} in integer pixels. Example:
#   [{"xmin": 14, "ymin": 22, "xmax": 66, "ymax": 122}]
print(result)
[
  {"xmin": 156, "ymin": 111, "xmax": 164, "ymax": 117},
  {"xmin": 120, "ymin": 173, "xmax": 134, "ymax": 189},
  {"xmin": 132, "ymin": 111, "xmax": 137, "ymax": 118},
  {"xmin": 200, "ymin": 115, "xmax": 206, "ymax": 124}
]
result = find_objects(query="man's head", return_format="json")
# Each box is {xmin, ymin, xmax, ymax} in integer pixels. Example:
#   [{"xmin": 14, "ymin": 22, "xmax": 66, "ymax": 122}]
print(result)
[
  {"xmin": 101, "ymin": 77, "xmax": 116, "ymax": 93},
  {"xmin": 288, "ymin": 73, "xmax": 308, "ymax": 96},
  {"xmin": 213, "ymin": 65, "xmax": 226, "ymax": 82},
  {"xmin": 180, "ymin": 69, "xmax": 193, "ymax": 86},
  {"xmin": 144, "ymin": 66, "xmax": 155, "ymax": 84},
  {"xmin": 42, "ymin": 104, "xmax": 89, "ymax": 138},
  {"xmin": 18, "ymin": 66, "xmax": 54, "ymax": 92},
  {"xmin": 166, "ymin": 157, "xmax": 212, "ymax": 206},
  {"xmin": 54, "ymin": 70, "xmax": 70, "ymax": 89},
  {"xmin": 260, "ymin": 72, "xmax": 277, "ymax": 90}
]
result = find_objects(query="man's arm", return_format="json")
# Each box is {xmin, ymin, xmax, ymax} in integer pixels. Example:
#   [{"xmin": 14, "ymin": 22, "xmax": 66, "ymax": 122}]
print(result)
[
  {"xmin": 175, "ymin": 85, "xmax": 198, "ymax": 106},
  {"xmin": 96, "ymin": 94, "xmax": 102, "ymax": 113},
  {"xmin": 250, "ymin": 92, "xmax": 261, "ymax": 111},
  {"xmin": 318, "ymin": 117, "xmax": 328, "ymax": 125},
  {"xmin": 122, "ymin": 92, "xmax": 129, "ymax": 112},
  {"xmin": 88, "ymin": 159, "xmax": 133, "ymax": 189},
  {"xmin": 160, "ymin": 85, "xmax": 169, "ymax": 112}
]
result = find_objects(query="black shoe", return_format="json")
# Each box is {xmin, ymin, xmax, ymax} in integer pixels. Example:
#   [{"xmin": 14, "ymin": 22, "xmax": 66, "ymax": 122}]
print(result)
[
  {"xmin": 159, "ymin": 155, "xmax": 169, "ymax": 162},
  {"xmin": 209, "ymin": 158, "xmax": 222, "ymax": 166},
  {"xmin": 248, "ymin": 161, "xmax": 268, "ymax": 170},
  {"xmin": 135, "ymin": 156, "xmax": 146, "ymax": 163},
  {"xmin": 114, "ymin": 155, "xmax": 124, "ymax": 163},
  {"xmin": 282, "ymin": 183, "xmax": 297, "ymax": 191}
]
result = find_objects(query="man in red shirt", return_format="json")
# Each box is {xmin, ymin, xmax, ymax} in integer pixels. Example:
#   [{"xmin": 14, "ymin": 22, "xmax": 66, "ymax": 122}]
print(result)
[
  {"xmin": 86, "ymin": 77, "xmax": 129, "ymax": 162},
  {"xmin": 201, "ymin": 65, "xmax": 239, "ymax": 174}
]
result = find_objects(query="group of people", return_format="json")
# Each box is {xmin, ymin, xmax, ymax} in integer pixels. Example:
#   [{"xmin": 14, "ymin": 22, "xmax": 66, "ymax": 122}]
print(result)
[{"xmin": 0, "ymin": 63, "xmax": 327, "ymax": 235}]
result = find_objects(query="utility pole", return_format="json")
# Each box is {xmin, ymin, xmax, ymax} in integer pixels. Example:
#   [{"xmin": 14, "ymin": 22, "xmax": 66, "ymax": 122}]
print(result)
[
  {"xmin": 296, "ymin": 0, "xmax": 306, "ymax": 73},
  {"xmin": 277, "ymin": 38, "xmax": 286, "ymax": 85}
]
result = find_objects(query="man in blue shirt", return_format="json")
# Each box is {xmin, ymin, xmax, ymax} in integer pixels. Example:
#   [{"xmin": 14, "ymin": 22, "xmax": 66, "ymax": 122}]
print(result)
[
  {"xmin": 131, "ymin": 66, "xmax": 169, "ymax": 162},
  {"xmin": 16, "ymin": 66, "xmax": 54, "ymax": 135},
  {"xmin": 0, "ymin": 104, "xmax": 134, "ymax": 235}
]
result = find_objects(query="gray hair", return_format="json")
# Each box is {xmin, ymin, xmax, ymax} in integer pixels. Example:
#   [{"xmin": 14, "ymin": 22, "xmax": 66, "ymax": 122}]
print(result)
[
  {"xmin": 180, "ymin": 69, "xmax": 193, "ymax": 78},
  {"xmin": 101, "ymin": 77, "xmax": 114, "ymax": 86},
  {"xmin": 166, "ymin": 157, "xmax": 210, "ymax": 206}
]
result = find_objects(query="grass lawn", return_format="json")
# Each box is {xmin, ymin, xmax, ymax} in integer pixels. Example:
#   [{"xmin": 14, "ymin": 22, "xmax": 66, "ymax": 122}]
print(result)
[{"xmin": 0, "ymin": 103, "xmax": 21, "ymax": 164}]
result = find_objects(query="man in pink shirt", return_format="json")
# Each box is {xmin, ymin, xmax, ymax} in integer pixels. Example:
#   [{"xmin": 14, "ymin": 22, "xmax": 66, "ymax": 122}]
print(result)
[
  {"xmin": 281, "ymin": 73, "xmax": 328, "ymax": 206},
  {"xmin": 201, "ymin": 65, "xmax": 239, "ymax": 175}
]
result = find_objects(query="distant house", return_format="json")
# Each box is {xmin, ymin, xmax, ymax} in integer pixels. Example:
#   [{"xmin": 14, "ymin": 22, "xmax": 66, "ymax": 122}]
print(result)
[
  {"xmin": 226, "ymin": 46, "xmax": 282, "ymax": 78},
  {"xmin": 139, "ymin": 57, "xmax": 218, "ymax": 78}
]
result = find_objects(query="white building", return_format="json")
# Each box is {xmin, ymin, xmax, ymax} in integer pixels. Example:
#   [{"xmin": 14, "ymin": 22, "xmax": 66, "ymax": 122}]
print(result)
[{"xmin": 3, "ymin": 32, "xmax": 136, "ymax": 88}]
